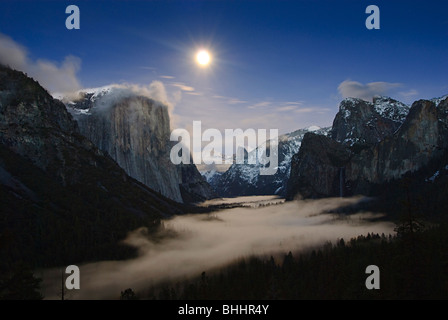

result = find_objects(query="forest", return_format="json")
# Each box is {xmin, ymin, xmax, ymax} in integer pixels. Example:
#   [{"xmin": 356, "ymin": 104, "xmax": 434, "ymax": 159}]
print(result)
[{"xmin": 142, "ymin": 223, "xmax": 448, "ymax": 300}]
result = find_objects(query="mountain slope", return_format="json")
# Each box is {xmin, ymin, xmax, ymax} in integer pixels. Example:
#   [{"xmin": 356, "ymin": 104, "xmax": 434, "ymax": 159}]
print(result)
[
  {"xmin": 0, "ymin": 66, "xmax": 186, "ymax": 268},
  {"xmin": 286, "ymin": 132, "xmax": 351, "ymax": 199}
]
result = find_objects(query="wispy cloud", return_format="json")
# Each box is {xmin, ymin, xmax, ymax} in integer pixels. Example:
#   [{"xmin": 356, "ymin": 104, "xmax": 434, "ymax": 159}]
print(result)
[
  {"xmin": 276, "ymin": 105, "xmax": 297, "ymax": 112},
  {"xmin": 171, "ymin": 82, "xmax": 195, "ymax": 92},
  {"xmin": 227, "ymin": 98, "xmax": 247, "ymax": 104},
  {"xmin": 160, "ymin": 75, "xmax": 175, "ymax": 79},
  {"xmin": 0, "ymin": 32, "xmax": 82, "ymax": 94},
  {"xmin": 210, "ymin": 94, "xmax": 247, "ymax": 105},
  {"xmin": 399, "ymin": 89, "xmax": 418, "ymax": 98},
  {"xmin": 338, "ymin": 80, "xmax": 402, "ymax": 102},
  {"xmin": 140, "ymin": 66, "xmax": 156, "ymax": 70},
  {"xmin": 171, "ymin": 89, "xmax": 334, "ymax": 140},
  {"xmin": 185, "ymin": 91, "xmax": 202, "ymax": 96},
  {"xmin": 294, "ymin": 107, "xmax": 316, "ymax": 113},
  {"xmin": 285, "ymin": 101, "xmax": 304, "ymax": 106},
  {"xmin": 248, "ymin": 101, "xmax": 272, "ymax": 109}
]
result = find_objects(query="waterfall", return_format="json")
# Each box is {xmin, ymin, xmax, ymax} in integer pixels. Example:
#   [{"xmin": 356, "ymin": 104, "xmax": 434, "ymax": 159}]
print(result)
[{"xmin": 339, "ymin": 167, "xmax": 344, "ymax": 198}]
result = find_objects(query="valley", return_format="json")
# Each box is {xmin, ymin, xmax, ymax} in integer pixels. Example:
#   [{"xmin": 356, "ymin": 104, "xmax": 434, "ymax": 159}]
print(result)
[
  {"xmin": 1, "ymin": 0, "xmax": 448, "ymax": 304},
  {"xmin": 38, "ymin": 195, "xmax": 395, "ymax": 300}
]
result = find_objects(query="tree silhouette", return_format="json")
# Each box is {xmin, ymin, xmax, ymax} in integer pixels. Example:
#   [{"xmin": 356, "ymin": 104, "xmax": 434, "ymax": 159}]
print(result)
[
  {"xmin": 120, "ymin": 288, "xmax": 139, "ymax": 300},
  {"xmin": 0, "ymin": 264, "xmax": 43, "ymax": 300},
  {"xmin": 394, "ymin": 178, "xmax": 425, "ymax": 243}
]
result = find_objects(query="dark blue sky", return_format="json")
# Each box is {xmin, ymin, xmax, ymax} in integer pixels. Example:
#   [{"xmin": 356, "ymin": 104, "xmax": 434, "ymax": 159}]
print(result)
[{"xmin": 0, "ymin": 0, "xmax": 447, "ymax": 132}]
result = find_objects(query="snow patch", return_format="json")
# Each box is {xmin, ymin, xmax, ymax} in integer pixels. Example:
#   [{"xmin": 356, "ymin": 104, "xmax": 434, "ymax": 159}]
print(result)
[
  {"xmin": 426, "ymin": 171, "xmax": 440, "ymax": 183},
  {"xmin": 307, "ymin": 125, "xmax": 321, "ymax": 132},
  {"xmin": 432, "ymin": 94, "xmax": 448, "ymax": 107}
]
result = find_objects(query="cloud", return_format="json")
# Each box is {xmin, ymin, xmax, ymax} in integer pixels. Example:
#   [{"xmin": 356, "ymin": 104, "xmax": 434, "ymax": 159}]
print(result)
[
  {"xmin": 338, "ymin": 80, "xmax": 402, "ymax": 102},
  {"xmin": 160, "ymin": 75, "xmax": 175, "ymax": 79},
  {"xmin": 275, "ymin": 101, "xmax": 305, "ymax": 112},
  {"xmin": 185, "ymin": 91, "xmax": 202, "ymax": 96},
  {"xmin": 399, "ymin": 89, "xmax": 419, "ymax": 98},
  {"xmin": 171, "ymin": 82, "xmax": 195, "ymax": 92},
  {"xmin": 0, "ymin": 33, "xmax": 82, "ymax": 94},
  {"xmin": 276, "ymin": 105, "xmax": 297, "ymax": 112},
  {"xmin": 140, "ymin": 66, "xmax": 156, "ymax": 71},
  {"xmin": 227, "ymin": 98, "xmax": 247, "ymax": 105},
  {"xmin": 172, "ymin": 90, "xmax": 334, "ymax": 140},
  {"xmin": 73, "ymin": 81, "xmax": 176, "ymax": 125},
  {"xmin": 148, "ymin": 81, "xmax": 171, "ymax": 107},
  {"xmin": 209, "ymin": 95, "xmax": 248, "ymax": 104},
  {"xmin": 285, "ymin": 101, "xmax": 303, "ymax": 106},
  {"xmin": 248, "ymin": 101, "xmax": 272, "ymax": 109},
  {"xmin": 39, "ymin": 196, "xmax": 395, "ymax": 299},
  {"xmin": 294, "ymin": 107, "xmax": 315, "ymax": 113},
  {"xmin": 91, "ymin": 82, "xmax": 171, "ymax": 108}
]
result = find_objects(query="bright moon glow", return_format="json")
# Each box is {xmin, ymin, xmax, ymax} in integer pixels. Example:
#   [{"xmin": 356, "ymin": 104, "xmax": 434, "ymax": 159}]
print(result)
[{"xmin": 196, "ymin": 50, "xmax": 211, "ymax": 66}]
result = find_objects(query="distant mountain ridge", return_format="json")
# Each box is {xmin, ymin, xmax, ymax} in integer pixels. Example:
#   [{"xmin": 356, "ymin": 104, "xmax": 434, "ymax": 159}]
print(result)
[{"xmin": 205, "ymin": 126, "xmax": 331, "ymax": 197}]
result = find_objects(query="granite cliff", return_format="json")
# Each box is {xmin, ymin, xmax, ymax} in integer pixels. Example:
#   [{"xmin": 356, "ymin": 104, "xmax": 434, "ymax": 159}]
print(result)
[
  {"xmin": 287, "ymin": 95, "xmax": 448, "ymax": 199},
  {"xmin": 66, "ymin": 87, "xmax": 215, "ymax": 203}
]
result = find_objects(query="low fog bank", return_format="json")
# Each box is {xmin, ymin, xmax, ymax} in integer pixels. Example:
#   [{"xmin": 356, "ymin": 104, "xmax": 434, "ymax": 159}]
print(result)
[
  {"xmin": 40, "ymin": 196, "xmax": 395, "ymax": 299},
  {"xmin": 199, "ymin": 195, "xmax": 285, "ymax": 207}
]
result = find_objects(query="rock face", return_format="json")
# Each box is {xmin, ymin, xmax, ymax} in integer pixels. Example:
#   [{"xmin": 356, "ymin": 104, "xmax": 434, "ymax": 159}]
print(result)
[
  {"xmin": 286, "ymin": 133, "xmax": 351, "ymax": 199},
  {"xmin": 348, "ymin": 99, "xmax": 445, "ymax": 187},
  {"xmin": 0, "ymin": 68, "xmax": 77, "ymax": 177},
  {"xmin": 66, "ymin": 88, "xmax": 215, "ymax": 203},
  {"xmin": 331, "ymin": 97, "xmax": 409, "ymax": 146},
  {"xmin": 69, "ymin": 92, "xmax": 183, "ymax": 202},
  {"xmin": 210, "ymin": 126, "xmax": 331, "ymax": 197},
  {"xmin": 0, "ymin": 66, "xmax": 186, "ymax": 267},
  {"xmin": 287, "ymin": 95, "xmax": 448, "ymax": 199},
  {"xmin": 178, "ymin": 163, "xmax": 218, "ymax": 203}
]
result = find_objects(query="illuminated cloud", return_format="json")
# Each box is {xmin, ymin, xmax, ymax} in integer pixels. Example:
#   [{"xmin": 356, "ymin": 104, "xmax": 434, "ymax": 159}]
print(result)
[
  {"xmin": 0, "ymin": 32, "xmax": 82, "ymax": 94},
  {"xmin": 227, "ymin": 98, "xmax": 247, "ymax": 104},
  {"xmin": 276, "ymin": 105, "xmax": 297, "ymax": 112},
  {"xmin": 248, "ymin": 101, "xmax": 272, "ymax": 109},
  {"xmin": 171, "ymin": 82, "xmax": 195, "ymax": 92},
  {"xmin": 338, "ymin": 80, "xmax": 402, "ymax": 102},
  {"xmin": 294, "ymin": 107, "xmax": 315, "ymax": 113},
  {"xmin": 399, "ymin": 89, "xmax": 418, "ymax": 99},
  {"xmin": 185, "ymin": 91, "xmax": 202, "ymax": 96}
]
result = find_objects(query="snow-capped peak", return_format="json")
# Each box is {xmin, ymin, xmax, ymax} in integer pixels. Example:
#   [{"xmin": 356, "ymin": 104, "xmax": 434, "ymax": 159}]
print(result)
[
  {"xmin": 372, "ymin": 96, "xmax": 409, "ymax": 122},
  {"xmin": 432, "ymin": 94, "xmax": 448, "ymax": 107},
  {"xmin": 79, "ymin": 85, "xmax": 115, "ymax": 100},
  {"xmin": 342, "ymin": 97, "xmax": 365, "ymax": 104},
  {"xmin": 306, "ymin": 125, "xmax": 321, "ymax": 132}
]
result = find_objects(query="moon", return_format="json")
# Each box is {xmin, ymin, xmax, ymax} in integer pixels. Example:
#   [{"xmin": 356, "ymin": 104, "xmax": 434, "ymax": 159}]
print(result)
[{"xmin": 196, "ymin": 50, "xmax": 211, "ymax": 66}]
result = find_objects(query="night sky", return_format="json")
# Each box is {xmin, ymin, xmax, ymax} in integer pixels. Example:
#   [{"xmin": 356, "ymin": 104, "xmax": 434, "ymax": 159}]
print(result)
[{"xmin": 1, "ymin": 0, "xmax": 447, "ymax": 134}]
